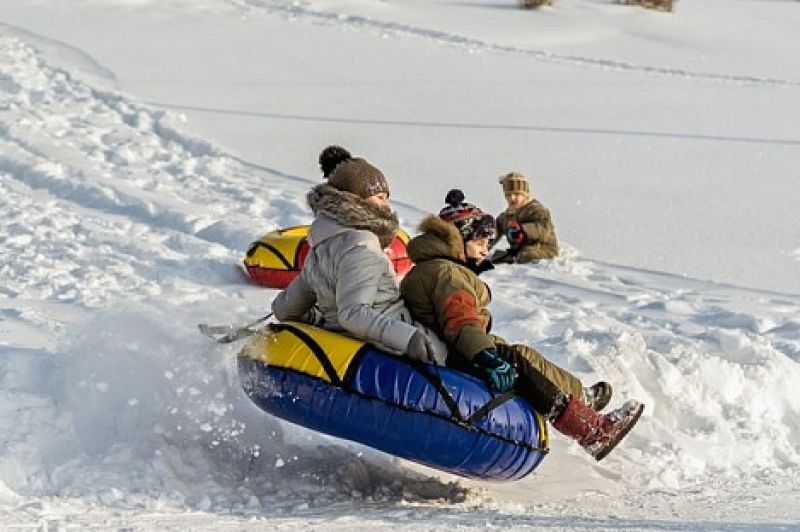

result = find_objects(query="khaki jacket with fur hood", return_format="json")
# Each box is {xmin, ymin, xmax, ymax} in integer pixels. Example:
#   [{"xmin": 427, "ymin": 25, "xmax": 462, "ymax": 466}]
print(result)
[{"xmin": 400, "ymin": 216, "xmax": 495, "ymax": 361}]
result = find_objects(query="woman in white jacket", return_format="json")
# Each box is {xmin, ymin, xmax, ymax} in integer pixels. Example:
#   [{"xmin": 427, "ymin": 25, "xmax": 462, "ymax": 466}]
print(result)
[{"xmin": 272, "ymin": 146, "xmax": 447, "ymax": 365}]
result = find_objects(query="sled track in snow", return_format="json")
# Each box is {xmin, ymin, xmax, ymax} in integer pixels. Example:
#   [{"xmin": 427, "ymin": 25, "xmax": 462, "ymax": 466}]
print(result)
[
  {"xmin": 236, "ymin": 0, "xmax": 800, "ymax": 88},
  {"xmin": 0, "ymin": 121, "xmax": 221, "ymax": 247},
  {"xmin": 0, "ymin": 21, "xmax": 119, "ymax": 87},
  {"xmin": 141, "ymin": 102, "xmax": 800, "ymax": 147},
  {"xmin": 0, "ymin": 36, "xmax": 312, "ymax": 254}
]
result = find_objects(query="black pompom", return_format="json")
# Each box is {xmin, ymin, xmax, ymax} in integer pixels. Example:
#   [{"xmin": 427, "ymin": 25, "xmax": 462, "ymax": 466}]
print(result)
[
  {"xmin": 445, "ymin": 189, "xmax": 465, "ymax": 206},
  {"xmin": 319, "ymin": 145, "xmax": 352, "ymax": 177}
]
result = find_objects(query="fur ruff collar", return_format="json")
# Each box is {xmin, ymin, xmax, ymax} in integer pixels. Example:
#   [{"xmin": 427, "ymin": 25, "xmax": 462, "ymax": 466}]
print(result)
[
  {"xmin": 416, "ymin": 215, "xmax": 465, "ymax": 259},
  {"xmin": 410, "ymin": 216, "xmax": 494, "ymax": 275},
  {"xmin": 307, "ymin": 184, "xmax": 399, "ymax": 248}
]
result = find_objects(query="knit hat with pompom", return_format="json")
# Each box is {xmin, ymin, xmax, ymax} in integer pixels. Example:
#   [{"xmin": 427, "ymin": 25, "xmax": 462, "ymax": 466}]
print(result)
[
  {"xmin": 438, "ymin": 189, "xmax": 496, "ymax": 242},
  {"xmin": 318, "ymin": 145, "xmax": 390, "ymax": 199}
]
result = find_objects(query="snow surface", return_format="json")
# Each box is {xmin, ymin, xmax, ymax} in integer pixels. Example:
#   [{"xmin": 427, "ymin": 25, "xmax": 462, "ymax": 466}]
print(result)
[{"xmin": 1, "ymin": 0, "xmax": 799, "ymax": 530}]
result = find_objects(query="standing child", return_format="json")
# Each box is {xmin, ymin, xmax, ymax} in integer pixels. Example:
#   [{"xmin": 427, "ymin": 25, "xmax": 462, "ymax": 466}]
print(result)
[
  {"xmin": 400, "ymin": 190, "xmax": 643, "ymax": 461},
  {"xmin": 491, "ymin": 172, "xmax": 559, "ymax": 264}
]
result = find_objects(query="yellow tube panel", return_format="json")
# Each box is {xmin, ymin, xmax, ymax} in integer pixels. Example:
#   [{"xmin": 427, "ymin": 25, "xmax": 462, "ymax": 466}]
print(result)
[
  {"xmin": 240, "ymin": 322, "xmax": 364, "ymax": 382},
  {"xmin": 244, "ymin": 226, "xmax": 310, "ymax": 270}
]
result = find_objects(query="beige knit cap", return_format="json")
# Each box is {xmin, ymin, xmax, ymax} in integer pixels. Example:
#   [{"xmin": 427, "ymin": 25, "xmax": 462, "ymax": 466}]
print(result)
[{"xmin": 499, "ymin": 172, "xmax": 530, "ymax": 195}]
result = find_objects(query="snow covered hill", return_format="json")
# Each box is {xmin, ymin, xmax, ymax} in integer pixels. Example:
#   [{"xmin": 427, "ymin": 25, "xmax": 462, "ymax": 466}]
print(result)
[{"xmin": 1, "ymin": 1, "xmax": 799, "ymax": 530}]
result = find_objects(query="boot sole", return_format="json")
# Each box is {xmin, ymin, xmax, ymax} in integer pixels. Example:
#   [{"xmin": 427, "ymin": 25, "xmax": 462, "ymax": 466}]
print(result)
[{"xmin": 593, "ymin": 403, "xmax": 644, "ymax": 461}]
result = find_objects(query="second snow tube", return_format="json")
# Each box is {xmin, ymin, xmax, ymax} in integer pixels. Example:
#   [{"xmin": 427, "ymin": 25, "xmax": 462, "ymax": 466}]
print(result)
[
  {"xmin": 238, "ymin": 322, "xmax": 549, "ymax": 481},
  {"xmin": 243, "ymin": 226, "xmax": 413, "ymax": 289}
]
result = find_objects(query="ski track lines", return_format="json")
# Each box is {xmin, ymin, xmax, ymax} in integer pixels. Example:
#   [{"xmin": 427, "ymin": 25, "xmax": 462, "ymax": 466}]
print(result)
[
  {"xmin": 237, "ymin": 0, "xmax": 799, "ymax": 88},
  {"xmin": 0, "ymin": 20, "xmax": 120, "ymax": 88},
  {"xmin": 0, "ymin": 36, "xmax": 309, "ymax": 307}
]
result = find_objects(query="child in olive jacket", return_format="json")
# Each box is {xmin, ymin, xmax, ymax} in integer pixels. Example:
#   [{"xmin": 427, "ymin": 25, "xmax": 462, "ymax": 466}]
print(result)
[
  {"xmin": 400, "ymin": 190, "xmax": 643, "ymax": 461},
  {"xmin": 491, "ymin": 172, "xmax": 558, "ymax": 264}
]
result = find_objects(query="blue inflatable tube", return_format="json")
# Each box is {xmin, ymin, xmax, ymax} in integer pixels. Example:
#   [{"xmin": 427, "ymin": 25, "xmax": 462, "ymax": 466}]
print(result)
[{"xmin": 238, "ymin": 324, "xmax": 549, "ymax": 481}]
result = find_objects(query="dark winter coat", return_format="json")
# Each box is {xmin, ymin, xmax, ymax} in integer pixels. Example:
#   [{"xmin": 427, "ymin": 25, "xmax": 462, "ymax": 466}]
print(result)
[
  {"xmin": 272, "ymin": 185, "xmax": 447, "ymax": 363},
  {"xmin": 494, "ymin": 198, "xmax": 558, "ymax": 261},
  {"xmin": 400, "ymin": 216, "xmax": 495, "ymax": 361}
]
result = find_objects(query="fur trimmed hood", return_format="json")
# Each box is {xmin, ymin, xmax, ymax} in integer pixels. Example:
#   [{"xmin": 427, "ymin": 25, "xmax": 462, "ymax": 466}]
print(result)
[
  {"xmin": 406, "ymin": 215, "xmax": 464, "ymax": 263},
  {"xmin": 307, "ymin": 184, "xmax": 399, "ymax": 248}
]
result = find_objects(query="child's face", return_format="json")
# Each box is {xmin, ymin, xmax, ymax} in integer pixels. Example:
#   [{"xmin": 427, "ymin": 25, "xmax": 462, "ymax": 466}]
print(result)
[
  {"xmin": 505, "ymin": 192, "xmax": 528, "ymax": 210},
  {"xmin": 365, "ymin": 192, "xmax": 390, "ymax": 212},
  {"xmin": 465, "ymin": 237, "xmax": 490, "ymax": 263}
]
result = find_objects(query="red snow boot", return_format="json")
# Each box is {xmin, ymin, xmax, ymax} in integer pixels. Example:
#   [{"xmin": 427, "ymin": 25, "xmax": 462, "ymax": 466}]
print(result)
[{"xmin": 552, "ymin": 396, "xmax": 644, "ymax": 461}]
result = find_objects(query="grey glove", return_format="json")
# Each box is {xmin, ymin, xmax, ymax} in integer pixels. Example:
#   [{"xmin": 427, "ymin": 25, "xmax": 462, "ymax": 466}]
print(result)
[{"xmin": 406, "ymin": 329, "xmax": 436, "ymax": 364}]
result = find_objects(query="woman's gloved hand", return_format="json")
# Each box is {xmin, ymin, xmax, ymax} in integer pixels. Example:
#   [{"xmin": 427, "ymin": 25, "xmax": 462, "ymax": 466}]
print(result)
[{"xmin": 407, "ymin": 329, "xmax": 437, "ymax": 364}]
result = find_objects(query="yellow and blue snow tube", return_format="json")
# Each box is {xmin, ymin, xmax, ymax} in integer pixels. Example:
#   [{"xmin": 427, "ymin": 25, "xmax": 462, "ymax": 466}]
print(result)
[{"xmin": 238, "ymin": 322, "xmax": 549, "ymax": 481}]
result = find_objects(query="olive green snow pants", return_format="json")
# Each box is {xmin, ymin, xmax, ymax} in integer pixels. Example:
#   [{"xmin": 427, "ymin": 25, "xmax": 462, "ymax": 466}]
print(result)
[
  {"xmin": 446, "ymin": 336, "xmax": 584, "ymax": 416},
  {"xmin": 494, "ymin": 341, "xmax": 584, "ymax": 400}
]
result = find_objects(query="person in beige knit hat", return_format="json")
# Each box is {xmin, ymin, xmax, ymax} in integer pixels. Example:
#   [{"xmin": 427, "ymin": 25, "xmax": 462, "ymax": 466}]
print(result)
[{"xmin": 490, "ymin": 172, "xmax": 559, "ymax": 264}]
